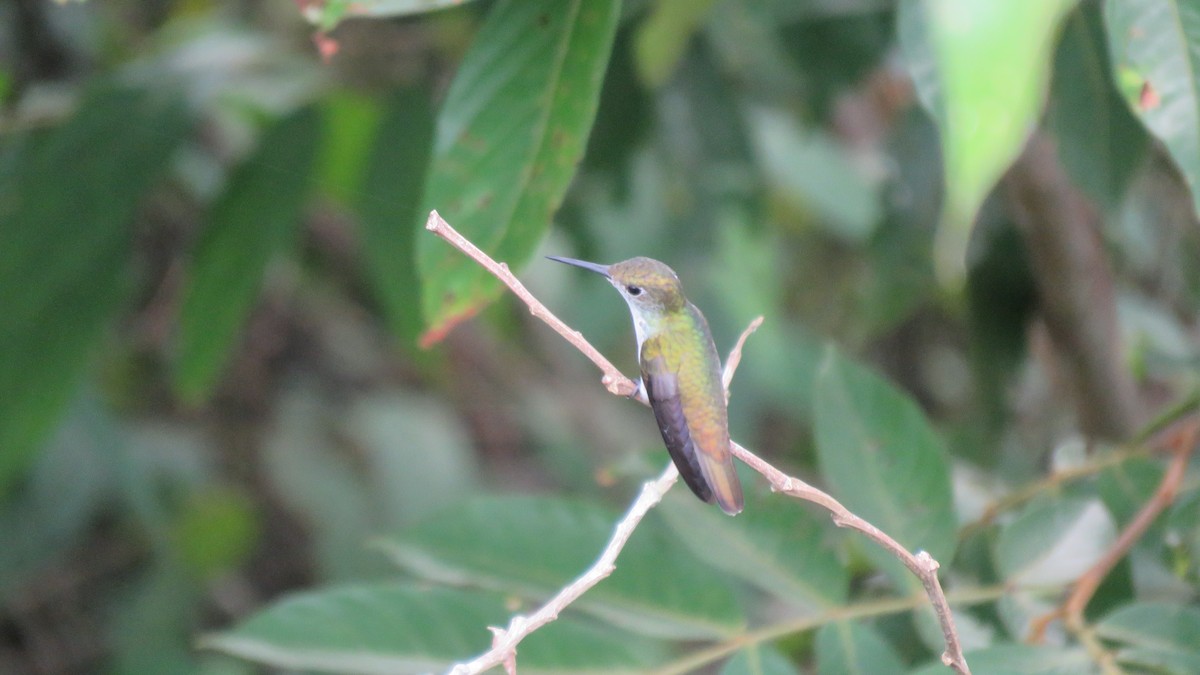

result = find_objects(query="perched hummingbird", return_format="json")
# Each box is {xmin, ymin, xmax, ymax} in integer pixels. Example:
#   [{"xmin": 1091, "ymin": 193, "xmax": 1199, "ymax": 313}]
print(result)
[{"xmin": 548, "ymin": 256, "xmax": 744, "ymax": 515}]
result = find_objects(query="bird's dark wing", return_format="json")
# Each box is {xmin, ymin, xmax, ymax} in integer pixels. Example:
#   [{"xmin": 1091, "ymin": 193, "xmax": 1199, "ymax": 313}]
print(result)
[{"xmin": 640, "ymin": 349, "xmax": 714, "ymax": 504}]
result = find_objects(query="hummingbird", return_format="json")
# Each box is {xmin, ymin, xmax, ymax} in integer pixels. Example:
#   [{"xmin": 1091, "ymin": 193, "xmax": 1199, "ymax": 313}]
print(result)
[{"xmin": 548, "ymin": 255, "xmax": 744, "ymax": 515}]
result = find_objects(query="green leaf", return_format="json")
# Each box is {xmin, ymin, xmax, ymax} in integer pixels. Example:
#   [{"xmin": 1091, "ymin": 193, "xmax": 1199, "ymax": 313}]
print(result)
[
  {"xmin": 1097, "ymin": 457, "xmax": 1164, "ymax": 527},
  {"xmin": 708, "ymin": 221, "xmax": 825, "ymax": 419},
  {"xmin": 519, "ymin": 616, "xmax": 671, "ymax": 673},
  {"xmin": 659, "ymin": 488, "xmax": 848, "ymax": 610},
  {"xmin": 205, "ymin": 584, "xmax": 501, "ymax": 673},
  {"xmin": 300, "ymin": 0, "xmax": 487, "ymax": 30},
  {"xmin": 342, "ymin": 391, "xmax": 480, "ymax": 526},
  {"xmin": 174, "ymin": 105, "xmax": 322, "ymax": 403},
  {"xmin": 0, "ymin": 68, "xmax": 11, "ymax": 103},
  {"xmin": 319, "ymin": 92, "xmax": 384, "ymax": 206},
  {"xmin": 263, "ymin": 384, "xmax": 402, "ymax": 581},
  {"xmin": 812, "ymin": 347, "xmax": 956, "ymax": 592},
  {"xmin": 1047, "ymin": 4, "xmax": 1147, "ymax": 213},
  {"xmin": 417, "ymin": 0, "xmax": 621, "ymax": 345},
  {"xmin": 171, "ymin": 486, "xmax": 260, "ymax": 580},
  {"xmin": 379, "ymin": 495, "xmax": 744, "ymax": 639},
  {"xmin": 204, "ymin": 584, "xmax": 668, "ymax": 674},
  {"xmin": 897, "ymin": 0, "xmax": 1078, "ymax": 282},
  {"xmin": 815, "ymin": 621, "xmax": 905, "ymax": 675},
  {"xmin": 994, "ymin": 497, "xmax": 1116, "ymax": 585},
  {"xmin": 1105, "ymin": 0, "xmax": 1200, "ymax": 217},
  {"xmin": 747, "ymin": 107, "xmax": 881, "ymax": 243},
  {"xmin": 111, "ymin": 563, "xmax": 205, "ymax": 675},
  {"xmin": 0, "ymin": 393, "xmax": 118, "ymax": 596},
  {"xmin": 357, "ymin": 87, "xmax": 434, "ymax": 348},
  {"xmin": 355, "ymin": 0, "xmax": 484, "ymax": 17},
  {"xmin": 0, "ymin": 84, "xmax": 189, "ymax": 495},
  {"xmin": 910, "ymin": 644, "xmax": 1093, "ymax": 674},
  {"xmin": 1096, "ymin": 602, "xmax": 1200, "ymax": 674},
  {"xmin": 634, "ymin": 0, "xmax": 719, "ymax": 88},
  {"xmin": 721, "ymin": 645, "xmax": 798, "ymax": 675},
  {"xmin": 307, "ymin": 0, "xmax": 484, "ymax": 29}
]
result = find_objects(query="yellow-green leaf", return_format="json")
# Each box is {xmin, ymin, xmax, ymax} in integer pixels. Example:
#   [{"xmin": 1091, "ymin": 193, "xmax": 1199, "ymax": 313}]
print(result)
[{"xmin": 898, "ymin": 0, "xmax": 1078, "ymax": 283}]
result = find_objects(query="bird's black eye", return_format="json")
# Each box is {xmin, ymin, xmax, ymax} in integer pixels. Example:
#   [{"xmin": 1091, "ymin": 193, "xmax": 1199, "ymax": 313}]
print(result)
[{"xmin": 626, "ymin": 285, "xmax": 643, "ymax": 296}]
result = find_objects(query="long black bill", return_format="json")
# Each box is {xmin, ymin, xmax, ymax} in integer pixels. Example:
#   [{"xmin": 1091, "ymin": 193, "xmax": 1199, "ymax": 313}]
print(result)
[{"xmin": 546, "ymin": 256, "xmax": 612, "ymax": 279}]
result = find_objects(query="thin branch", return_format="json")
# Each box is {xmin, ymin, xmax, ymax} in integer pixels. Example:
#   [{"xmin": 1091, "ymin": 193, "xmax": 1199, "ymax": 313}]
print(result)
[
  {"xmin": 425, "ymin": 210, "xmax": 636, "ymax": 398},
  {"xmin": 426, "ymin": 211, "xmax": 971, "ymax": 675},
  {"xmin": 960, "ymin": 391, "xmax": 1200, "ymax": 540},
  {"xmin": 653, "ymin": 584, "xmax": 1013, "ymax": 675},
  {"xmin": 1064, "ymin": 418, "xmax": 1197, "ymax": 620},
  {"xmin": 446, "ymin": 462, "xmax": 680, "ymax": 675},
  {"xmin": 729, "ymin": 443, "xmax": 967, "ymax": 672},
  {"xmin": 723, "ymin": 315, "xmax": 764, "ymax": 393},
  {"xmin": 1028, "ymin": 416, "xmax": 1199, "ymax": 652},
  {"xmin": 959, "ymin": 446, "xmax": 1149, "ymax": 540}
]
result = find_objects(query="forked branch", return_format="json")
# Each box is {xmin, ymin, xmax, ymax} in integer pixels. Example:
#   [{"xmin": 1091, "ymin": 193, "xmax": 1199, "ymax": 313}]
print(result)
[
  {"xmin": 426, "ymin": 210, "xmax": 970, "ymax": 675},
  {"xmin": 447, "ymin": 462, "xmax": 680, "ymax": 675}
]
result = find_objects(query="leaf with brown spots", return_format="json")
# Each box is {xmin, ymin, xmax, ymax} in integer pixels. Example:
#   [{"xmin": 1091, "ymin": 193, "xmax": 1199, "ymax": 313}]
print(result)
[
  {"xmin": 1106, "ymin": 0, "xmax": 1200, "ymax": 217},
  {"xmin": 416, "ymin": 0, "xmax": 621, "ymax": 346}
]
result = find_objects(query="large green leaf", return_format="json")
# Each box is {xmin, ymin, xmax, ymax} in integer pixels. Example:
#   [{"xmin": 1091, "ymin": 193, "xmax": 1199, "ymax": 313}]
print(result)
[
  {"xmin": 812, "ymin": 347, "xmax": 956, "ymax": 592},
  {"xmin": 897, "ymin": 0, "xmax": 1078, "ymax": 282},
  {"xmin": 1105, "ymin": 0, "xmax": 1200, "ymax": 217},
  {"xmin": 357, "ymin": 88, "xmax": 434, "ymax": 349},
  {"xmin": 416, "ymin": 0, "xmax": 621, "ymax": 345},
  {"xmin": 1048, "ymin": 4, "xmax": 1148, "ymax": 213},
  {"xmin": 659, "ymin": 488, "xmax": 848, "ymax": 610},
  {"xmin": 0, "ymin": 84, "xmax": 189, "ymax": 495},
  {"xmin": 815, "ymin": 621, "xmax": 905, "ymax": 675},
  {"xmin": 173, "ymin": 105, "xmax": 322, "ymax": 402},
  {"xmin": 1096, "ymin": 602, "xmax": 1200, "ymax": 674},
  {"xmin": 378, "ymin": 495, "xmax": 744, "ymax": 639},
  {"xmin": 203, "ymin": 584, "xmax": 669, "ymax": 674}
]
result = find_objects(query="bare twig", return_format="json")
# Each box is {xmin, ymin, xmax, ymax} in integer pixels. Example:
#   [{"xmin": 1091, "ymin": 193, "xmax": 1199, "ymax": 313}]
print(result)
[
  {"xmin": 425, "ymin": 211, "xmax": 636, "ymax": 398},
  {"xmin": 961, "ymin": 391, "xmax": 1200, "ymax": 540},
  {"xmin": 426, "ymin": 211, "xmax": 971, "ymax": 675},
  {"xmin": 446, "ymin": 462, "xmax": 680, "ymax": 675},
  {"xmin": 1064, "ymin": 418, "xmax": 1197, "ymax": 621},
  {"xmin": 1028, "ymin": 416, "xmax": 1198, "ymax": 654},
  {"xmin": 723, "ymin": 315, "xmax": 764, "ymax": 393},
  {"xmin": 729, "ymin": 444, "xmax": 967, "ymax": 672}
]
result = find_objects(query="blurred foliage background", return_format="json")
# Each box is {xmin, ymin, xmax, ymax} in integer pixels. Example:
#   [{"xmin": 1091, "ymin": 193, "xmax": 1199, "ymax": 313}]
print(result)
[{"xmin": 4, "ymin": 0, "xmax": 1200, "ymax": 673}]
